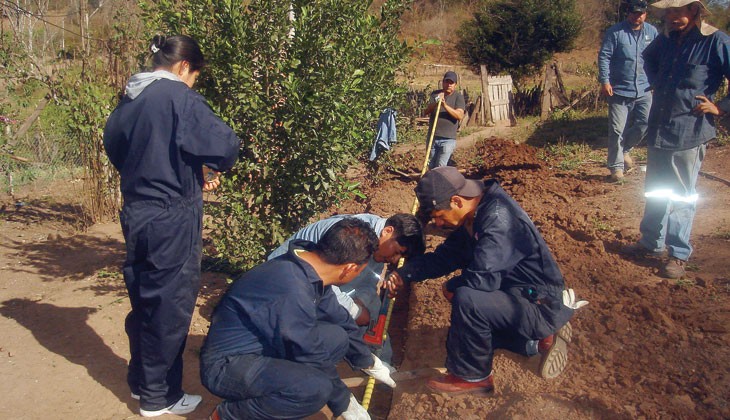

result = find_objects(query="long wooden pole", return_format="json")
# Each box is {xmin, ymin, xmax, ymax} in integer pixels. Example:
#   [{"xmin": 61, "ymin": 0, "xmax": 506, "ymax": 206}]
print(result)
[{"xmin": 361, "ymin": 99, "xmax": 442, "ymax": 410}]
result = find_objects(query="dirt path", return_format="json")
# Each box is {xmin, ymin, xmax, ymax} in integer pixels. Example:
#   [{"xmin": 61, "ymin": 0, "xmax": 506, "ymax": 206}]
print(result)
[{"xmin": 1, "ymin": 134, "xmax": 728, "ymax": 419}]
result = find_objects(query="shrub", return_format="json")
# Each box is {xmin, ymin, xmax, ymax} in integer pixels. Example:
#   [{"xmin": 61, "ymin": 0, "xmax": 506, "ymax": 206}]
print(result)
[{"xmin": 144, "ymin": 0, "xmax": 412, "ymax": 270}]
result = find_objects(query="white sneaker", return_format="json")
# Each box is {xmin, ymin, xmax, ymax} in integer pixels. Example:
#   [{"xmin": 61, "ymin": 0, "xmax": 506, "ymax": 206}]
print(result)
[
  {"xmin": 340, "ymin": 394, "xmax": 370, "ymax": 420},
  {"xmin": 139, "ymin": 394, "xmax": 202, "ymax": 417},
  {"xmin": 131, "ymin": 392, "xmax": 140, "ymax": 400}
]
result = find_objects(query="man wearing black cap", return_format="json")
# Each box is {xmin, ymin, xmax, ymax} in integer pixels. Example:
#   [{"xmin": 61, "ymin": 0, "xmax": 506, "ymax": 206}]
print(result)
[
  {"xmin": 385, "ymin": 167, "xmax": 587, "ymax": 394},
  {"xmin": 423, "ymin": 71, "xmax": 466, "ymax": 169},
  {"xmin": 598, "ymin": 0, "xmax": 658, "ymax": 182}
]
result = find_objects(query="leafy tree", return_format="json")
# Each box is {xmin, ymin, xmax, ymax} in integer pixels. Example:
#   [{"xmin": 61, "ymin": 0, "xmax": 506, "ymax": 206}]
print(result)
[
  {"xmin": 457, "ymin": 0, "xmax": 582, "ymax": 82},
  {"xmin": 143, "ymin": 0, "xmax": 412, "ymax": 270}
]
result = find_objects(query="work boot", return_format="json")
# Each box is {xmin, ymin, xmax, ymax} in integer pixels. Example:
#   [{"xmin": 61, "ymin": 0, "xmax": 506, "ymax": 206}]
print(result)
[
  {"xmin": 426, "ymin": 373, "xmax": 494, "ymax": 395},
  {"xmin": 209, "ymin": 406, "xmax": 222, "ymax": 420},
  {"xmin": 623, "ymin": 152, "xmax": 634, "ymax": 171},
  {"xmin": 661, "ymin": 258, "xmax": 687, "ymax": 279},
  {"xmin": 341, "ymin": 394, "xmax": 370, "ymax": 420},
  {"xmin": 139, "ymin": 394, "xmax": 202, "ymax": 417},
  {"xmin": 621, "ymin": 243, "xmax": 665, "ymax": 258},
  {"xmin": 609, "ymin": 168, "xmax": 624, "ymax": 182},
  {"xmin": 538, "ymin": 322, "xmax": 572, "ymax": 379}
]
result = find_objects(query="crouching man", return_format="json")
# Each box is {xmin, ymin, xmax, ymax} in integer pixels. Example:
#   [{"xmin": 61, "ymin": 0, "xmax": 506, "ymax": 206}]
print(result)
[
  {"xmin": 200, "ymin": 218, "xmax": 395, "ymax": 419},
  {"xmin": 386, "ymin": 167, "xmax": 588, "ymax": 394}
]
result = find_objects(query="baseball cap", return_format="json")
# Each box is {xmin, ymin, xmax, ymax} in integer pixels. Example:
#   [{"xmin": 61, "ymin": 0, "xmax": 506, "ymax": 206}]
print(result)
[
  {"xmin": 443, "ymin": 71, "xmax": 458, "ymax": 83},
  {"xmin": 627, "ymin": 0, "xmax": 648, "ymax": 13},
  {"xmin": 415, "ymin": 167, "xmax": 484, "ymax": 213}
]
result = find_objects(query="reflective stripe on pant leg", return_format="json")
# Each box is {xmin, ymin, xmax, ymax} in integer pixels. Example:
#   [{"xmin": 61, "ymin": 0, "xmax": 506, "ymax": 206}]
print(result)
[{"xmin": 665, "ymin": 144, "xmax": 705, "ymax": 260}]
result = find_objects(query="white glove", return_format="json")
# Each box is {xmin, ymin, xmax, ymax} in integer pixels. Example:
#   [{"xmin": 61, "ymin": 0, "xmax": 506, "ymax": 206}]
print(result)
[
  {"xmin": 563, "ymin": 288, "xmax": 589, "ymax": 310},
  {"xmin": 362, "ymin": 354, "xmax": 396, "ymax": 388},
  {"xmin": 341, "ymin": 394, "xmax": 370, "ymax": 420}
]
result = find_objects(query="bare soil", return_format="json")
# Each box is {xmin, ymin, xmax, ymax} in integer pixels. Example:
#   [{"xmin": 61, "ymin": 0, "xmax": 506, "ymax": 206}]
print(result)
[{"xmin": 1, "ymin": 131, "xmax": 729, "ymax": 420}]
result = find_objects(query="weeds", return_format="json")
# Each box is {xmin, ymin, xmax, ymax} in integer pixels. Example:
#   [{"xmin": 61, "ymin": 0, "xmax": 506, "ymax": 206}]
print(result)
[
  {"xmin": 712, "ymin": 230, "xmax": 730, "ymax": 240},
  {"xmin": 591, "ymin": 217, "xmax": 612, "ymax": 232},
  {"xmin": 675, "ymin": 278, "xmax": 696, "ymax": 288},
  {"xmin": 96, "ymin": 269, "xmax": 121, "ymax": 279},
  {"xmin": 537, "ymin": 139, "xmax": 601, "ymax": 171}
]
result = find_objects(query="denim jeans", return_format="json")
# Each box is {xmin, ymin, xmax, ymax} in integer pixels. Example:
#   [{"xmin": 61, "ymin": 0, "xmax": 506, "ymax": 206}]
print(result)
[
  {"xmin": 607, "ymin": 94, "xmax": 651, "ymax": 169},
  {"xmin": 428, "ymin": 137, "xmax": 456, "ymax": 169},
  {"xmin": 639, "ymin": 144, "xmax": 705, "ymax": 261},
  {"xmin": 200, "ymin": 324, "xmax": 352, "ymax": 420}
]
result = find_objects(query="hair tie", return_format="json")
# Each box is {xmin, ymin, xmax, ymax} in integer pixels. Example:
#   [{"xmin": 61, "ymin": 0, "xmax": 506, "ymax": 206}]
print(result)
[{"xmin": 150, "ymin": 44, "xmax": 160, "ymax": 54}]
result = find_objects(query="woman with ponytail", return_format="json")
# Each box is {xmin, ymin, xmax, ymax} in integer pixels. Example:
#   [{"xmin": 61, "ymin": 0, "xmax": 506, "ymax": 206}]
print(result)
[{"xmin": 103, "ymin": 34, "xmax": 240, "ymax": 417}]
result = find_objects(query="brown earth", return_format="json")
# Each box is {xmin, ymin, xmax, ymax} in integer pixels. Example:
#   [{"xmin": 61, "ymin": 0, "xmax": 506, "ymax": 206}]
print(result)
[{"xmin": 1, "ymin": 131, "xmax": 729, "ymax": 419}]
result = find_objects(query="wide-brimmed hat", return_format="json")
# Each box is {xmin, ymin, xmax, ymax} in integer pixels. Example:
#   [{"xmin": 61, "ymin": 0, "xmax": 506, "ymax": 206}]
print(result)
[
  {"xmin": 650, "ymin": 0, "xmax": 717, "ymax": 35},
  {"xmin": 650, "ymin": 0, "xmax": 709, "ymax": 16}
]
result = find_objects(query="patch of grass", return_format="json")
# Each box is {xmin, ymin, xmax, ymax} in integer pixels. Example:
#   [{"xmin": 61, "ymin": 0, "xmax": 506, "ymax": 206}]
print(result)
[
  {"xmin": 537, "ymin": 139, "xmax": 602, "ymax": 171},
  {"xmin": 710, "ymin": 229, "xmax": 730, "ymax": 240},
  {"xmin": 97, "ymin": 269, "xmax": 121, "ymax": 279},
  {"xmin": 675, "ymin": 278, "xmax": 696, "ymax": 288},
  {"xmin": 591, "ymin": 217, "xmax": 612, "ymax": 232},
  {"xmin": 685, "ymin": 262, "xmax": 700, "ymax": 272}
]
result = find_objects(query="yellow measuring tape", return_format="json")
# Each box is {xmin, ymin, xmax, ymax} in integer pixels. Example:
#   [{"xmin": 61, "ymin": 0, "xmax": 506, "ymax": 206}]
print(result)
[{"xmin": 361, "ymin": 98, "xmax": 442, "ymax": 410}]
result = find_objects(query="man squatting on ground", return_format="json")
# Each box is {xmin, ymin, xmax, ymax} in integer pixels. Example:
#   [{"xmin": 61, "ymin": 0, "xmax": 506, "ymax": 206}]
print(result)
[
  {"xmin": 200, "ymin": 218, "xmax": 396, "ymax": 420},
  {"xmin": 103, "ymin": 35, "xmax": 240, "ymax": 417},
  {"xmin": 423, "ymin": 71, "xmax": 466, "ymax": 169},
  {"xmin": 598, "ymin": 0, "xmax": 658, "ymax": 182},
  {"xmin": 386, "ymin": 167, "xmax": 588, "ymax": 393},
  {"xmin": 268, "ymin": 213, "xmax": 426, "ymax": 365},
  {"xmin": 622, "ymin": 0, "xmax": 730, "ymax": 279}
]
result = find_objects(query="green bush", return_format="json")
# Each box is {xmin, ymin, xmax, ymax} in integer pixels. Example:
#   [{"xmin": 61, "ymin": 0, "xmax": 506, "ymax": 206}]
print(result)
[
  {"xmin": 457, "ymin": 0, "xmax": 581, "ymax": 82},
  {"xmin": 144, "ymin": 0, "xmax": 412, "ymax": 270}
]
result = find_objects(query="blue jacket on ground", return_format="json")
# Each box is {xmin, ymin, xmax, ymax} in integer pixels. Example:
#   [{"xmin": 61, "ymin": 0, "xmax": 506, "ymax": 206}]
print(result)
[
  {"xmin": 643, "ymin": 25, "xmax": 730, "ymax": 150},
  {"xmin": 202, "ymin": 240, "xmax": 373, "ymax": 370},
  {"xmin": 598, "ymin": 20, "xmax": 658, "ymax": 98}
]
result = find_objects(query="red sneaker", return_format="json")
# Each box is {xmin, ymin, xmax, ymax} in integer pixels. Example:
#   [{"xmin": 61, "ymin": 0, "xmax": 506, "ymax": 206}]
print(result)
[
  {"xmin": 209, "ymin": 406, "xmax": 222, "ymax": 420},
  {"xmin": 538, "ymin": 322, "xmax": 572, "ymax": 379},
  {"xmin": 426, "ymin": 373, "xmax": 494, "ymax": 394}
]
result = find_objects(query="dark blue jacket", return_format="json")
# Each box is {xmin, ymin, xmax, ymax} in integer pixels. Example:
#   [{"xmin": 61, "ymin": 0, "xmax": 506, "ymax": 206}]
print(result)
[
  {"xmin": 644, "ymin": 26, "xmax": 730, "ymax": 150},
  {"xmin": 201, "ymin": 240, "xmax": 373, "ymax": 370},
  {"xmin": 104, "ymin": 78, "xmax": 240, "ymax": 203},
  {"xmin": 397, "ymin": 180, "xmax": 566, "ymax": 306}
]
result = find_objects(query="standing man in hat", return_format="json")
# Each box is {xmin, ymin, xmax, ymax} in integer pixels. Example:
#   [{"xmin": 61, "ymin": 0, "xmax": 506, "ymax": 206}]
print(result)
[
  {"xmin": 622, "ymin": 0, "xmax": 730, "ymax": 279},
  {"xmin": 423, "ymin": 71, "xmax": 466, "ymax": 169},
  {"xmin": 384, "ymin": 167, "xmax": 588, "ymax": 394},
  {"xmin": 598, "ymin": 0, "xmax": 658, "ymax": 182}
]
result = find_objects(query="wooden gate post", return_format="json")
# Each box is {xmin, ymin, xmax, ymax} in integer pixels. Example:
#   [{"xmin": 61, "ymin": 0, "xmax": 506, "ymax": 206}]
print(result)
[{"xmin": 480, "ymin": 64, "xmax": 493, "ymax": 126}]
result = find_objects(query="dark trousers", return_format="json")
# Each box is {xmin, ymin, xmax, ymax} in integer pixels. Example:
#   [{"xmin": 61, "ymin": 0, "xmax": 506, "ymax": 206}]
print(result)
[
  {"xmin": 446, "ymin": 288, "xmax": 572, "ymax": 380},
  {"xmin": 121, "ymin": 198, "xmax": 202, "ymax": 410},
  {"xmin": 200, "ymin": 324, "xmax": 352, "ymax": 420}
]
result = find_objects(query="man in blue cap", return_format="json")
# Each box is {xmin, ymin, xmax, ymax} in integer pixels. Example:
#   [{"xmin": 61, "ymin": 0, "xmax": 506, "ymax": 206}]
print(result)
[{"xmin": 598, "ymin": 0, "xmax": 658, "ymax": 182}]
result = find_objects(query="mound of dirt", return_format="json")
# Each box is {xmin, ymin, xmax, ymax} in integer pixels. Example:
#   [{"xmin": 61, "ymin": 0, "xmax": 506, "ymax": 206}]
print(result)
[{"xmin": 343, "ymin": 137, "xmax": 730, "ymax": 419}]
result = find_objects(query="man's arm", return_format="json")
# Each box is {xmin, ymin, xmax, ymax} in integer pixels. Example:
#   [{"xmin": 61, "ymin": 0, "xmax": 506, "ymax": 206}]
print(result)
[
  {"xmin": 388, "ymin": 227, "xmax": 474, "ymax": 291},
  {"xmin": 442, "ymin": 93, "xmax": 465, "ymax": 121},
  {"xmin": 597, "ymin": 30, "xmax": 615, "ymax": 96},
  {"xmin": 447, "ymin": 206, "xmax": 529, "ymax": 292}
]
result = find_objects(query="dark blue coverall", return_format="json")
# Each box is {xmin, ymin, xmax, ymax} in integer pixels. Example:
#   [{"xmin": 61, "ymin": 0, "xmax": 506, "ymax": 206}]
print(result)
[
  {"xmin": 103, "ymin": 78, "xmax": 239, "ymax": 411},
  {"xmin": 200, "ymin": 240, "xmax": 374, "ymax": 420},
  {"xmin": 397, "ymin": 180, "xmax": 574, "ymax": 380}
]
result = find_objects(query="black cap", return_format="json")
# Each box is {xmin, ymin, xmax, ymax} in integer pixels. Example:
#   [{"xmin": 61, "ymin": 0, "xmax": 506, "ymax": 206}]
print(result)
[
  {"xmin": 415, "ymin": 167, "xmax": 484, "ymax": 213},
  {"xmin": 443, "ymin": 71, "xmax": 458, "ymax": 83},
  {"xmin": 627, "ymin": 0, "xmax": 648, "ymax": 13}
]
